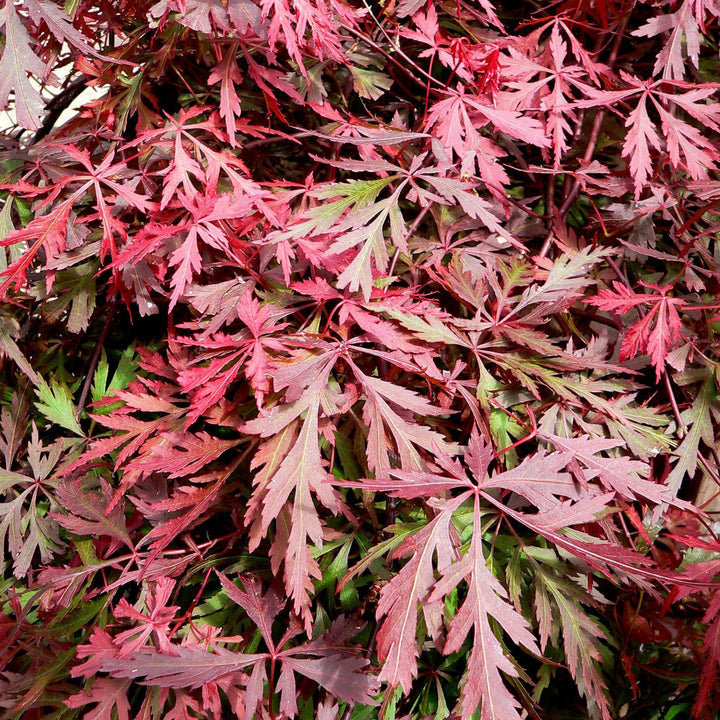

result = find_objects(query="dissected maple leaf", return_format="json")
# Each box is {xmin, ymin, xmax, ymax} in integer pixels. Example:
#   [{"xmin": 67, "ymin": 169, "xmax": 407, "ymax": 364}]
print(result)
[
  {"xmin": 65, "ymin": 677, "xmax": 132, "ymax": 720},
  {"xmin": 374, "ymin": 502, "xmax": 459, "ymax": 691},
  {"xmin": 508, "ymin": 246, "xmax": 610, "ymax": 322},
  {"xmin": 577, "ymin": 73, "xmax": 720, "ymax": 197},
  {"xmin": 429, "ymin": 496, "xmax": 540, "ymax": 720},
  {"xmin": 664, "ymin": 371, "xmax": 718, "ymax": 497},
  {"xmin": 0, "ymin": 3, "xmax": 47, "ymax": 130},
  {"xmin": 633, "ymin": 0, "xmax": 703, "ymax": 80},
  {"xmin": 23, "ymin": 0, "xmax": 106, "ymax": 59},
  {"xmin": 52, "ymin": 479, "xmax": 133, "ymax": 555},
  {"xmin": 114, "ymin": 577, "xmax": 180, "ymax": 657},
  {"xmin": 532, "ymin": 562, "xmax": 611, "ymax": 720},
  {"xmin": 72, "ymin": 629, "xmax": 120, "ymax": 680},
  {"xmin": 246, "ymin": 393, "xmax": 346, "ymax": 629},
  {"xmin": 208, "ymin": 44, "xmax": 244, "ymax": 145},
  {"xmin": 424, "ymin": 84, "xmax": 549, "ymax": 182},
  {"xmin": 589, "ymin": 281, "xmax": 686, "ymax": 380},
  {"xmin": 103, "ymin": 644, "xmax": 264, "ymax": 689},
  {"xmin": 543, "ymin": 433, "xmax": 681, "ymax": 506},
  {"xmin": 0, "ymin": 428, "xmax": 65, "ymax": 577},
  {"xmin": 101, "ymin": 573, "xmax": 377, "ymax": 718},
  {"xmin": 0, "ymin": 197, "xmax": 76, "ymax": 297},
  {"xmin": 503, "ymin": 20, "xmax": 603, "ymax": 168},
  {"xmin": 347, "ymin": 357, "xmax": 457, "ymax": 477},
  {"xmin": 360, "ymin": 436, "xmax": 543, "ymax": 719}
]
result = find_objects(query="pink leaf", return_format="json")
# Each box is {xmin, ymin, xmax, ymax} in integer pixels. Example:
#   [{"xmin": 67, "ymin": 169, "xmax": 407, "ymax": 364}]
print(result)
[
  {"xmin": 208, "ymin": 44, "xmax": 244, "ymax": 145},
  {"xmin": 0, "ymin": 3, "xmax": 46, "ymax": 130},
  {"xmin": 429, "ymin": 496, "xmax": 539, "ymax": 720},
  {"xmin": 65, "ymin": 678, "xmax": 132, "ymax": 720}
]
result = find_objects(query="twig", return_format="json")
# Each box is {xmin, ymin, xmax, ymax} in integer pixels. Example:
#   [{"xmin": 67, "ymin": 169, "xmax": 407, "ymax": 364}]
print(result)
[
  {"xmin": 606, "ymin": 255, "xmax": 630, "ymax": 286},
  {"xmin": 663, "ymin": 370, "xmax": 685, "ymax": 437},
  {"xmin": 572, "ymin": 307, "xmax": 623, "ymax": 329},
  {"xmin": 76, "ymin": 299, "xmax": 117, "ymax": 419},
  {"xmin": 31, "ymin": 76, "xmax": 88, "ymax": 146},
  {"xmin": 537, "ymin": 175, "xmax": 558, "ymax": 258}
]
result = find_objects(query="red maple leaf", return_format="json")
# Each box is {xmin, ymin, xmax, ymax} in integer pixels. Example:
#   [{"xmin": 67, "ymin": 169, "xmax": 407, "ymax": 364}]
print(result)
[
  {"xmin": 65, "ymin": 678, "xmax": 132, "ymax": 720},
  {"xmin": 588, "ymin": 281, "xmax": 686, "ymax": 379},
  {"xmin": 114, "ymin": 577, "xmax": 180, "ymax": 656}
]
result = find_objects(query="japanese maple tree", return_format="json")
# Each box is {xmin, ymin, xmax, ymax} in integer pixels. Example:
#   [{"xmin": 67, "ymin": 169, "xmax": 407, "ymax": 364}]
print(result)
[{"xmin": 1, "ymin": 1, "xmax": 720, "ymax": 719}]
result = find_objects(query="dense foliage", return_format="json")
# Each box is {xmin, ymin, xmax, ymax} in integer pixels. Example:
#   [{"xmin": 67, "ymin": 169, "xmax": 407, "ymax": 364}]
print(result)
[{"xmin": 1, "ymin": 1, "xmax": 720, "ymax": 718}]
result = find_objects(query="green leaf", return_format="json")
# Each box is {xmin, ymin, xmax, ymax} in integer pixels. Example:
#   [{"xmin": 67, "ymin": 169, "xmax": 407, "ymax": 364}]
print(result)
[
  {"xmin": 489, "ymin": 409, "xmax": 523, "ymax": 467},
  {"xmin": 664, "ymin": 703, "xmax": 693, "ymax": 720},
  {"xmin": 91, "ymin": 351, "xmax": 110, "ymax": 404},
  {"xmin": 41, "ymin": 262, "xmax": 98, "ymax": 334},
  {"xmin": 349, "ymin": 66, "xmax": 393, "ymax": 100},
  {"xmin": 46, "ymin": 596, "xmax": 106, "ymax": 637},
  {"xmin": 282, "ymin": 177, "xmax": 395, "ymax": 240},
  {"xmin": 334, "ymin": 430, "xmax": 361, "ymax": 481},
  {"xmin": 0, "ymin": 196, "xmax": 14, "ymax": 271},
  {"xmin": 665, "ymin": 370, "xmax": 717, "ymax": 496},
  {"xmin": 35, "ymin": 378, "xmax": 84, "ymax": 436},
  {"xmin": 15, "ymin": 196, "xmax": 33, "ymax": 226},
  {"xmin": 90, "ymin": 345, "xmax": 137, "ymax": 411},
  {"xmin": 0, "ymin": 311, "xmax": 39, "ymax": 384}
]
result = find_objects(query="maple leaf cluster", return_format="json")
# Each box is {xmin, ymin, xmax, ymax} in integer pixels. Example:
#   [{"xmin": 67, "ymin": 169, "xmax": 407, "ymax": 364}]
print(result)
[{"xmin": 0, "ymin": 1, "xmax": 719, "ymax": 720}]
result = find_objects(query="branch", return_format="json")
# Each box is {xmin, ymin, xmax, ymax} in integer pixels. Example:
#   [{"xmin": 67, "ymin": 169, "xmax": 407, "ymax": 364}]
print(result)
[
  {"xmin": 31, "ymin": 75, "xmax": 88, "ymax": 145},
  {"xmin": 75, "ymin": 298, "xmax": 117, "ymax": 419}
]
